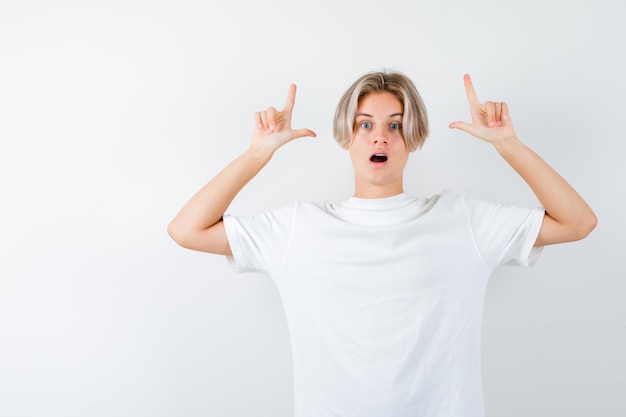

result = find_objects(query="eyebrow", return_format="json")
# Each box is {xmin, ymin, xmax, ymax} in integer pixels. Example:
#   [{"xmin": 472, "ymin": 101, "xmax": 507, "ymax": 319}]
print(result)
[{"xmin": 356, "ymin": 112, "xmax": 404, "ymax": 118}]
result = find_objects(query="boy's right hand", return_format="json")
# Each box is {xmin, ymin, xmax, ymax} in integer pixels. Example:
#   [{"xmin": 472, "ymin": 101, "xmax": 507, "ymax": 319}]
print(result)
[{"xmin": 251, "ymin": 84, "xmax": 317, "ymax": 155}]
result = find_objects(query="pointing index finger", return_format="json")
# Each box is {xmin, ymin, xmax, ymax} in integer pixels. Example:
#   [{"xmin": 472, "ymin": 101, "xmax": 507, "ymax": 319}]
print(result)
[
  {"xmin": 283, "ymin": 83, "xmax": 297, "ymax": 116},
  {"xmin": 463, "ymin": 74, "xmax": 480, "ymax": 106}
]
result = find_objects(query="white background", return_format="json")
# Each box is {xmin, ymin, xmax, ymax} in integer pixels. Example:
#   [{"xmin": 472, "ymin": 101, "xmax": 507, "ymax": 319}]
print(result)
[{"xmin": 1, "ymin": 0, "xmax": 624, "ymax": 416}]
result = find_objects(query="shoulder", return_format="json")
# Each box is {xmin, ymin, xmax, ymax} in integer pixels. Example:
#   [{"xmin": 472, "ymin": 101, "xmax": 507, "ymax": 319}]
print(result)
[
  {"xmin": 420, "ymin": 190, "xmax": 531, "ymax": 224},
  {"xmin": 420, "ymin": 190, "xmax": 468, "ymax": 214},
  {"xmin": 435, "ymin": 190, "xmax": 511, "ymax": 213},
  {"xmin": 223, "ymin": 200, "xmax": 334, "ymax": 225}
]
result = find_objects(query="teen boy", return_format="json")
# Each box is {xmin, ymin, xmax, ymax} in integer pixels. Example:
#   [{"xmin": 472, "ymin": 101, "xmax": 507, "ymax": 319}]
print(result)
[{"xmin": 168, "ymin": 71, "xmax": 596, "ymax": 417}]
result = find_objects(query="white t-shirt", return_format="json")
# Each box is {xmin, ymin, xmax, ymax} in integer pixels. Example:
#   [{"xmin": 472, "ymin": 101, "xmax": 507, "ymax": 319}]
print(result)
[{"xmin": 223, "ymin": 191, "xmax": 545, "ymax": 417}]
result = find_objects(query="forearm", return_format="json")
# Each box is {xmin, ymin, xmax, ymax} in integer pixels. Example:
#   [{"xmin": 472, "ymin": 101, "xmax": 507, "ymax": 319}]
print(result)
[
  {"xmin": 167, "ymin": 84, "xmax": 314, "ymax": 253},
  {"xmin": 168, "ymin": 146, "xmax": 272, "ymax": 239},
  {"xmin": 448, "ymin": 74, "xmax": 596, "ymax": 244},
  {"xmin": 494, "ymin": 137, "xmax": 597, "ymax": 243}
]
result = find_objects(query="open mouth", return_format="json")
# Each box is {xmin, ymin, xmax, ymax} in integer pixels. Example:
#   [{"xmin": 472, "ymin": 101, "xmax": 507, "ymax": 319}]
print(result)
[{"xmin": 370, "ymin": 153, "xmax": 388, "ymax": 163}]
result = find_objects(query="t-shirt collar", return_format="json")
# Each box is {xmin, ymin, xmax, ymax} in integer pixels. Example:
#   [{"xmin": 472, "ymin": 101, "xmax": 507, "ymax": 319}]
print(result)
[{"xmin": 342, "ymin": 193, "xmax": 414, "ymax": 210}]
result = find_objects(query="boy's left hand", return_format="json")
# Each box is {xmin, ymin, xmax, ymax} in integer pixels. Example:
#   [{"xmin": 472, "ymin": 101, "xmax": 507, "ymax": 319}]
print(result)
[{"xmin": 449, "ymin": 74, "xmax": 518, "ymax": 144}]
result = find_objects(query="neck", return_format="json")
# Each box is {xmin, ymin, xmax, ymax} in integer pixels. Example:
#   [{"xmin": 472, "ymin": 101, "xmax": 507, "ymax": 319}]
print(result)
[{"xmin": 353, "ymin": 182, "xmax": 404, "ymax": 199}]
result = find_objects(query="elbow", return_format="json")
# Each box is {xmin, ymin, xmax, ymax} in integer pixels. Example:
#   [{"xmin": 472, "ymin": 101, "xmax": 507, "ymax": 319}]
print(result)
[
  {"xmin": 571, "ymin": 210, "xmax": 598, "ymax": 242},
  {"xmin": 580, "ymin": 210, "xmax": 598, "ymax": 239},
  {"xmin": 540, "ymin": 209, "xmax": 598, "ymax": 246},
  {"xmin": 167, "ymin": 220, "xmax": 228, "ymax": 255},
  {"xmin": 167, "ymin": 220, "xmax": 189, "ymax": 248}
]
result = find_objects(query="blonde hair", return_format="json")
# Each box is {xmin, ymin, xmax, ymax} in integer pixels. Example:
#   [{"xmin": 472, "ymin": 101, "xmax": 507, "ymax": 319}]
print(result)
[{"xmin": 333, "ymin": 71, "xmax": 429, "ymax": 151}]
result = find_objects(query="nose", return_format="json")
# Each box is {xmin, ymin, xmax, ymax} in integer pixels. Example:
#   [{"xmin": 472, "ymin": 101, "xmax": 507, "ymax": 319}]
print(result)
[
  {"xmin": 372, "ymin": 126, "xmax": 388, "ymax": 145},
  {"xmin": 373, "ymin": 135, "xmax": 388, "ymax": 145}
]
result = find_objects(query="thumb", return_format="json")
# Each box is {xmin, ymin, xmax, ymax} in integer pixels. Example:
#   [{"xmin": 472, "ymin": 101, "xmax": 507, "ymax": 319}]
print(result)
[
  {"xmin": 292, "ymin": 128, "xmax": 317, "ymax": 139},
  {"xmin": 448, "ymin": 121, "xmax": 473, "ymax": 134}
]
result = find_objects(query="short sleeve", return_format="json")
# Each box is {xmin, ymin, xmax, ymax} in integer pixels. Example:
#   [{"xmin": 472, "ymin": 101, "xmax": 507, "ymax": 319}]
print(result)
[
  {"xmin": 222, "ymin": 204, "xmax": 295, "ymax": 276},
  {"xmin": 460, "ymin": 193, "xmax": 545, "ymax": 271}
]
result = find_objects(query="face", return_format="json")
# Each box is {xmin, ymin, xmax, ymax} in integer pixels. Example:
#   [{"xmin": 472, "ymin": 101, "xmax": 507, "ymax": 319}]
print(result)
[{"xmin": 344, "ymin": 91, "xmax": 410, "ymax": 198}]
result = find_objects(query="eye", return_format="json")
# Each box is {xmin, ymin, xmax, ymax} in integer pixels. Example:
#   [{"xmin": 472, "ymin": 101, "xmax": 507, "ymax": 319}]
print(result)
[
  {"xmin": 390, "ymin": 122, "xmax": 401, "ymax": 130},
  {"xmin": 359, "ymin": 121, "xmax": 372, "ymax": 129}
]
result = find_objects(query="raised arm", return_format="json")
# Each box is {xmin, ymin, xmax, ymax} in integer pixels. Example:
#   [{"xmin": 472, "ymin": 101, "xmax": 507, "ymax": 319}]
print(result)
[
  {"xmin": 449, "ymin": 74, "xmax": 597, "ymax": 247},
  {"xmin": 167, "ymin": 84, "xmax": 316, "ymax": 254}
]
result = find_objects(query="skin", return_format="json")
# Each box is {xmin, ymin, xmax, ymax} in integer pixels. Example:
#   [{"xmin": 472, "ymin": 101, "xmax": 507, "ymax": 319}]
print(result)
[
  {"xmin": 167, "ymin": 75, "xmax": 597, "ymax": 255},
  {"xmin": 449, "ymin": 74, "xmax": 597, "ymax": 246},
  {"xmin": 346, "ymin": 91, "xmax": 409, "ymax": 199},
  {"xmin": 167, "ymin": 84, "xmax": 314, "ymax": 256}
]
